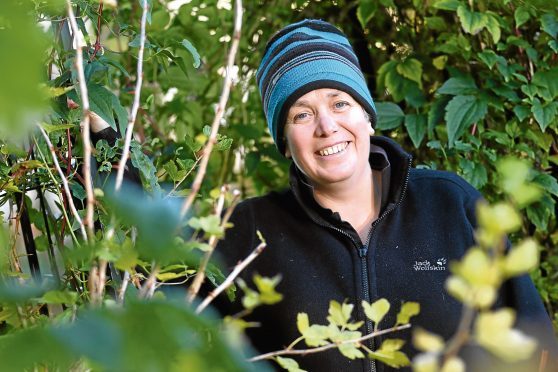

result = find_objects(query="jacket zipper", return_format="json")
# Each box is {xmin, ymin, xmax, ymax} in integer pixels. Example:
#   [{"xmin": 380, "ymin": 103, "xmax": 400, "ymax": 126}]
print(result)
[{"xmin": 301, "ymin": 154, "xmax": 412, "ymax": 372}]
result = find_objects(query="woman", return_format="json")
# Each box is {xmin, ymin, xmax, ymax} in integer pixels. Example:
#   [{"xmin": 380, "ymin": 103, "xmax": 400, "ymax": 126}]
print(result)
[{"xmin": 216, "ymin": 19, "xmax": 556, "ymax": 371}]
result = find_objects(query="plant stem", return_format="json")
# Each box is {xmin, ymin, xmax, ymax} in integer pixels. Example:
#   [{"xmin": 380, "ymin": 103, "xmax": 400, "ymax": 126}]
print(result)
[
  {"xmin": 248, "ymin": 324, "xmax": 412, "ymax": 362},
  {"xmin": 180, "ymin": 0, "xmax": 243, "ymax": 218},
  {"xmin": 114, "ymin": 0, "xmax": 149, "ymax": 191},
  {"xmin": 195, "ymin": 240, "xmax": 266, "ymax": 314},
  {"xmin": 66, "ymin": 0, "xmax": 95, "ymax": 241}
]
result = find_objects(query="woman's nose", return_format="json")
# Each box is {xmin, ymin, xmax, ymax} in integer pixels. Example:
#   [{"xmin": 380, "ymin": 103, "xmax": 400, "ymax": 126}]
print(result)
[{"xmin": 315, "ymin": 111, "xmax": 339, "ymax": 136}]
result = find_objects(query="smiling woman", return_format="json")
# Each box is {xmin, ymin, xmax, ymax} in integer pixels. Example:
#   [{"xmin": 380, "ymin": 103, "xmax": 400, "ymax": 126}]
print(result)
[{"xmin": 214, "ymin": 19, "xmax": 558, "ymax": 372}]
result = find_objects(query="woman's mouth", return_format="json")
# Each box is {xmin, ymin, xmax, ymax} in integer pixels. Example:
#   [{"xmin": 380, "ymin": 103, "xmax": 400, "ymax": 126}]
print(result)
[{"xmin": 317, "ymin": 141, "xmax": 349, "ymax": 156}]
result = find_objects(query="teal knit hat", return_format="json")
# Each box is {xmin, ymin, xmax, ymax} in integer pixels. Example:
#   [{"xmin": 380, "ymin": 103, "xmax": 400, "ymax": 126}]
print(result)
[{"xmin": 256, "ymin": 19, "xmax": 377, "ymax": 155}]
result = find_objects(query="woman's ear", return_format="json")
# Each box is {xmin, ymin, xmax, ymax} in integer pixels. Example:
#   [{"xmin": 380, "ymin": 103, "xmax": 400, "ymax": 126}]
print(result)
[
  {"xmin": 369, "ymin": 123, "xmax": 375, "ymax": 136},
  {"xmin": 285, "ymin": 146, "xmax": 292, "ymax": 158}
]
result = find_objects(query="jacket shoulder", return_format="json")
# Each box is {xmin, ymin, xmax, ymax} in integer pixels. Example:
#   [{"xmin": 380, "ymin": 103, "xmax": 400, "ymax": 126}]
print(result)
[{"xmin": 409, "ymin": 168, "xmax": 481, "ymax": 200}]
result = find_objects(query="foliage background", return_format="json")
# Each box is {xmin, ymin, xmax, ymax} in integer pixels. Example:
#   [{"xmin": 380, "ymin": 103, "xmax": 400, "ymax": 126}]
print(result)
[{"xmin": 0, "ymin": 0, "xmax": 557, "ymax": 369}]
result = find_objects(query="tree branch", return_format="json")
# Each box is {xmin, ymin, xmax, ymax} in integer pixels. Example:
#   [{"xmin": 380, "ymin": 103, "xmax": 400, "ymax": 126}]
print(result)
[
  {"xmin": 196, "ymin": 239, "xmax": 266, "ymax": 314},
  {"xmin": 248, "ymin": 324, "xmax": 412, "ymax": 362},
  {"xmin": 180, "ymin": 0, "xmax": 243, "ymax": 218},
  {"xmin": 66, "ymin": 0, "xmax": 95, "ymax": 240},
  {"xmin": 114, "ymin": 0, "xmax": 149, "ymax": 191}
]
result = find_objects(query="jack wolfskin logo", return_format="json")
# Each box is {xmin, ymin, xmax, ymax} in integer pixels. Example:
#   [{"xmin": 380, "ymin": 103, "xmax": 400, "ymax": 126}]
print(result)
[{"xmin": 413, "ymin": 258, "xmax": 447, "ymax": 271}]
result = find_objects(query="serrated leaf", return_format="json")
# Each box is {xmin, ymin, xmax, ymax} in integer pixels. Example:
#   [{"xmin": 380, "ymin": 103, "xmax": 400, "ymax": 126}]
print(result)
[
  {"xmin": 444, "ymin": 95, "xmax": 487, "ymax": 146},
  {"xmin": 302, "ymin": 324, "xmax": 330, "ymax": 347},
  {"xmin": 357, "ymin": 0, "xmax": 377, "ymax": 29},
  {"xmin": 396, "ymin": 58, "xmax": 423, "ymax": 88},
  {"xmin": 396, "ymin": 302, "xmax": 420, "ymax": 325},
  {"xmin": 362, "ymin": 298, "xmax": 390, "ymax": 326},
  {"xmin": 181, "ymin": 39, "xmax": 201, "ymax": 68},
  {"xmin": 370, "ymin": 346, "xmax": 410, "ymax": 368},
  {"xmin": 376, "ymin": 102, "xmax": 404, "ymax": 130},
  {"xmin": 405, "ymin": 114, "xmax": 426, "ymax": 148},
  {"xmin": 163, "ymin": 160, "xmax": 179, "ymax": 181},
  {"xmin": 504, "ymin": 239, "xmax": 539, "ymax": 277},
  {"xmin": 413, "ymin": 328, "xmax": 445, "ymax": 352},
  {"xmin": 514, "ymin": 7, "xmax": 530, "ymax": 28},
  {"xmin": 338, "ymin": 342, "xmax": 365, "ymax": 360},
  {"xmin": 437, "ymin": 77, "xmax": 477, "ymax": 95},
  {"xmin": 327, "ymin": 300, "xmax": 353, "ymax": 328},
  {"xmin": 275, "ymin": 357, "xmax": 306, "ymax": 372},
  {"xmin": 457, "ymin": 5, "xmax": 487, "ymax": 35}
]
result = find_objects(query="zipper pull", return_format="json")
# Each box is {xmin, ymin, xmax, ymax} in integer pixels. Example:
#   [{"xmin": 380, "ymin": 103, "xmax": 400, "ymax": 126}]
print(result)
[{"xmin": 359, "ymin": 246, "xmax": 368, "ymax": 258}]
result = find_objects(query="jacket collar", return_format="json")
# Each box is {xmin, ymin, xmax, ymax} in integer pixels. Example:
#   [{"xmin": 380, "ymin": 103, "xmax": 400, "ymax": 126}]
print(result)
[{"xmin": 289, "ymin": 136, "xmax": 413, "ymax": 231}]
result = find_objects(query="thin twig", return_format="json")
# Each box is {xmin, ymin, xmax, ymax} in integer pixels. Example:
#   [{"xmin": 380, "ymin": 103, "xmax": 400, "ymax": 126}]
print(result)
[
  {"xmin": 66, "ymin": 0, "xmax": 95, "ymax": 240},
  {"xmin": 180, "ymin": 0, "xmax": 243, "ymax": 218},
  {"xmin": 248, "ymin": 324, "xmax": 412, "ymax": 362},
  {"xmin": 443, "ymin": 304, "xmax": 475, "ymax": 362},
  {"xmin": 138, "ymin": 262, "xmax": 159, "ymax": 298},
  {"xmin": 114, "ymin": 0, "xmax": 149, "ymax": 191},
  {"xmin": 37, "ymin": 125, "xmax": 87, "ymax": 241},
  {"xmin": 118, "ymin": 271, "xmax": 130, "ymax": 304},
  {"xmin": 196, "ymin": 240, "xmax": 266, "ymax": 314},
  {"xmin": 187, "ymin": 189, "xmax": 241, "ymax": 303}
]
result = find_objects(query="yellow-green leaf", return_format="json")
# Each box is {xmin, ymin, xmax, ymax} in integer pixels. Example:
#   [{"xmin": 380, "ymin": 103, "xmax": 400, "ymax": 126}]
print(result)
[
  {"xmin": 275, "ymin": 357, "xmax": 307, "ymax": 372},
  {"xmin": 413, "ymin": 328, "xmax": 445, "ymax": 353},
  {"xmin": 412, "ymin": 352, "xmax": 439, "ymax": 372},
  {"xmin": 327, "ymin": 300, "xmax": 353, "ymax": 328},
  {"xmin": 440, "ymin": 357, "xmax": 465, "ymax": 372},
  {"xmin": 302, "ymin": 324, "xmax": 330, "ymax": 347},
  {"xmin": 370, "ymin": 349, "xmax": 410, "ymax": 368},
  {"xmin": 339, "ymin": 343, "xmax": 365, "ymax": 360},
  {"xmin": 432, "ymin": 55, "xmax": 448, "ymax": 70},
  {"xmin": 254, "ymin": 274, "xmax": 283, "ymax": 305},
  {"xmin": 396, "ymin": 302, "xmax": 420, "ymax": 325},
  {"xmin": 379, "ymin": 338, "xmax": 405, "ymax": 352},
  {"xmin": 457, "ymin": 5, "xmax": 487, "ymax": 35},
  {"xmin": 475, "ymin": 309, "xmax": 537, "ymax": 362},
  {"xmin": 396, "ymin": 58, "xmax": 423, "ymax": 88},
  {"xmin": 297, "ymin": 313, "xmax": 309, "ymax": 334},
  {"xmin": 362, "ymin": 298, "xmax": 390, "ymax": 326},
  {"xmin": 504, "ymin": 239, "xmax": 539, "ymax": 277}
]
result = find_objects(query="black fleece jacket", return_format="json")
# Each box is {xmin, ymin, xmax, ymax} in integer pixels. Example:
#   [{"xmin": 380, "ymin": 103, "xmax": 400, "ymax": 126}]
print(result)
[{"xmin": 216, "ymin": 136, "xmax": 557, "ymax": 372}]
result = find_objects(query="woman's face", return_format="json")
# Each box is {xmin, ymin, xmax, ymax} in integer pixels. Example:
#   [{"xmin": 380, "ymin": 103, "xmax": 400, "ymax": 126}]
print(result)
[{"xmin": 284, "ymin": 88, "xmax": 373, "ymax": 189}]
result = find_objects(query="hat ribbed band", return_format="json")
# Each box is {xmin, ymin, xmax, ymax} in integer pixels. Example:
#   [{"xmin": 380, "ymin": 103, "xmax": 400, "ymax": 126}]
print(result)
[{"xmin": 257, "ymin": 19, "xmax": 376, "ymax": 154}]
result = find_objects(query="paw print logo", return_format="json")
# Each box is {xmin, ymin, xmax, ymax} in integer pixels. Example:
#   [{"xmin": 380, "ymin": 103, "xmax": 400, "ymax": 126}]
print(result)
[{"xmin": 436, "ymin": 258, "xmax": 447, "ymax": 266}]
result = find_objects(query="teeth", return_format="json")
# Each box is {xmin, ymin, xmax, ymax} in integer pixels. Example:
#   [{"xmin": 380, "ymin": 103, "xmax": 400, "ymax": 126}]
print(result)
[{"xmin": 319, "ymin": 142, "xmax": 348, "ymax": 156}]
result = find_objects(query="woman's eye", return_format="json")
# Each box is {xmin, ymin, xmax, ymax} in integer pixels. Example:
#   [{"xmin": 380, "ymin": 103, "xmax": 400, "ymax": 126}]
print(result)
[
  {"xmin": 334, "ymin": 101, "xmax": 349, "ymax": 109},
  {"xmin": 293, "ymin": 112, "xmax": 311, "ymax": 122}
]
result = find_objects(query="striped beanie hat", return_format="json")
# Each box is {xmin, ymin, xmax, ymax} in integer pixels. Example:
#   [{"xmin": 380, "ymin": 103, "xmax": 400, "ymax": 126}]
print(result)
[{"xmin": 256, "ymin": 19, "xmax": 377, "ymax": 155}]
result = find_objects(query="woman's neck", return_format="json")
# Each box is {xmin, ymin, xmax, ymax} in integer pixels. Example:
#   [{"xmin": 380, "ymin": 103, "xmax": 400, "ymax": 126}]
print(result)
[{"xmin": 312, "ymin": 169, "xmax": 381, "ymax": 243}]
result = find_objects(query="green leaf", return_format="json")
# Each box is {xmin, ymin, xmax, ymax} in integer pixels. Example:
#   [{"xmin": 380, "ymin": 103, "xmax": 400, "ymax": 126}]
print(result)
[
  {"xmin": 432, "ymin": 0, "xmax": 462, "ymax": 11},
  {"xmin": 457, "ymin": 5, "xmax": 487, "ymax": 35},
  {"xmin": 181, "ymin": 39, "xmax": 201, "ymax": 68},
  {"xmin": 327, "ymin": 300, "xmax": 353, "ymax": 328},
  {"xmin": 531, "ymin": 100, "xmax": 557, "ymax": 132},
  {"xmin": 357, "ymin": 0, "xmax": 378, "ymax": 29},
  {"xmin": 532, "ymin": 68, "xmax": 558, "ymax": 101},
  {"xmin": 504, "ymin": 239, "xmax": 539, "ymax": 277},
  {"xmin": 297, "ymin": 313, "xmax": 310, "ymax": 334},
  {"xmin": 370, "ymin": 340, "xmax": 410, "ymax": 368},
  {"xmin": 477, "ymin": 50, "xmax": 501, "ymax": 69},
  {"xmin": 444, "ymin": 95, "xmax": 487, "ymax": 146},
  {"xmin": 338, "ymin": 341, "xmax": 365, "ymax": 360},
  {"xmin": 385, "ymin": 68, "xmax": 407, "ymax": 102},
  {"xmin": 376, "ymin": 102, "xmax": 404, "ymax": 130},
  {"xmin": 40, "ymin": 122, "xmax": 76, "ymax": 134},
  {"xmin": 362, "ymin": 298, "xmax": 390, "ymax": 326},
  {"xmin": 459, "ymin": 158, "xmax": 487, "ymax": 189},
  {"xmin": 475, "ymin": 309, "xmax": 537, "ymax": 362},
  {"xmin": 485, "ymin": 14, "xmax": 501, "ymax": 44},
  {"xmin": 396, "ymin": 302, "xmax": 420, "ymax": 325},
  {"xmin": 441, "ymin": 357, "xmax": 465, "ymax": 372},
  {"xmin": 513, "ymin": 105, "xmax": 530, "ymax": 122},
  {"xmin": 437, "ymin": 77, "xmax": 477, "ymax": 95},
  {"xmin": 396, "ymin": 58, "xmax": 423, "ymax": 88},
  {"xmin": 188, "ymin": 215, "xmax": 224, "ymax": 238},
  {"xmin": 253, "ymin": 274, "xmax": 283, "ymax": 305},
  {"xmin": 130, "ymin": 142, "xmax": 161, "ymax": 194},
  {"xmin": 41, "ymin": 290, "xmax": 78, "ymax": 305},
  {"xmin": 526, "ymin": 196, "xmax": 554, "ymax": 232},
  {"xmin": 534, "ymin": 173, "xmax": 558, "ymax": 197},
  {"xmin": 276, "ymin": 357, "xmax": 307, "ymax": 372},
  {"xmin": 111, "ymin": 94, "xmax": 129, "ymax": 136},
  {"xmin": 413, "ymin": 328, "xmax": 445, "ymax": 352},
  {"xmin": 405, "ymin": 114, "xmax": 427, "ymax": 148},
  {"xmin": 541, "ymin": 14, "xmax": 558, "ymax": 38},
  {"xmin": 514, "ymin": 6, "xmax": 530, "ymax": 27},
  {"xmin": 432, "ymin": 55, "xmax": 448, "ymax": 70},
  {"xmin": 302, "ymin": 324, "xmax": 330, "ymax": 347}
]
